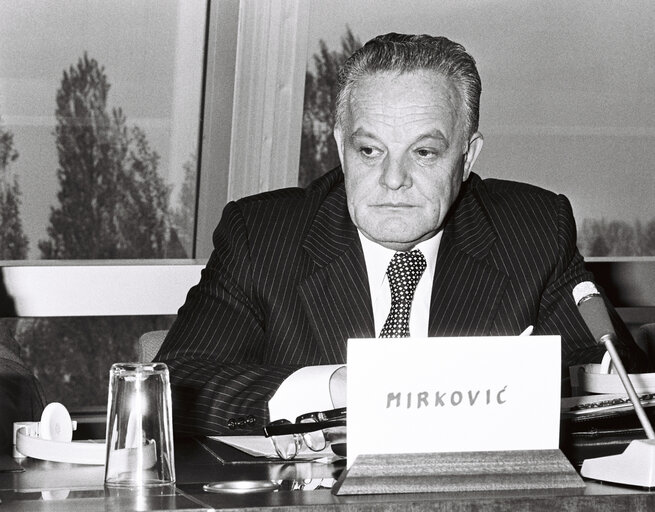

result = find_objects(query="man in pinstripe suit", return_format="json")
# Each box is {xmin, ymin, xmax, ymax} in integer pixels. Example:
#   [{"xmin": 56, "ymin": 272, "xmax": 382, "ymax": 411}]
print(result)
[{"xmin": 157, "ymin": 34, "xmax": 646, "ymax": 437}]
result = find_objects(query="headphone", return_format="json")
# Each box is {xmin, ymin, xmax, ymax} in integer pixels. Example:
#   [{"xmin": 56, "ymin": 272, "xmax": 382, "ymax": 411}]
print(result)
[
  {"xmin": 13, "ymin": 402, "xmax": 106, "ymax": 465},
  {"xmin": 13, "ymin": 402, "xmax": 158, "ymax": 469}
]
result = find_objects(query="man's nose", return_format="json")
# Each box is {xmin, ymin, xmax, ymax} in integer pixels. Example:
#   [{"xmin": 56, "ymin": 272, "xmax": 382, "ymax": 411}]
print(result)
[{"xmin": 379, "ymin": 156, "xmax": 411, "ymax": 189}]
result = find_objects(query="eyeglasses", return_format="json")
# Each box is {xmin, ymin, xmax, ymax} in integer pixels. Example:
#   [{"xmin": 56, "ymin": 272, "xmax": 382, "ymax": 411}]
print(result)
[{"xmin": 263, "ymin": 407, "xmax": 346, "ymax": 460}]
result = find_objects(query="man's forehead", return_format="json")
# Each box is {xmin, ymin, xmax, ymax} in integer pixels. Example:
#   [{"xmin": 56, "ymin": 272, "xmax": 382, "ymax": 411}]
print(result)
[
  {"xmin": 350, "ymin": 69, "xmax": 460, "ymax": 103},
  {"xmin": 344, "ymin": 70, "xmax": 462, "ymax": 139}
]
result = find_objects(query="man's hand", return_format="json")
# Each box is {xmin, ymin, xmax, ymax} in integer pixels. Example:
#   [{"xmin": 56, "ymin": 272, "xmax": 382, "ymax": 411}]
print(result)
[{"xmin": 329, "ymin": 366, "xmax": 347, "ymax": 408}]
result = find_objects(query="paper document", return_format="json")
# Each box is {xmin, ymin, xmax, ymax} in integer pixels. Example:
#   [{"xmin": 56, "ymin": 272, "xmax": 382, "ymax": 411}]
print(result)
[{"xmin": 212, "ymin": 435, "xmax": 334, "ymax": 461}]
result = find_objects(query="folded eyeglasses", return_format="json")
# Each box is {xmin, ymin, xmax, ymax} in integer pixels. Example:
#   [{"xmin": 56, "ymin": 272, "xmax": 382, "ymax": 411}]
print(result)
[{"xmin": 263, "ymin": 407, "xmax": 346, "ymax": 460}]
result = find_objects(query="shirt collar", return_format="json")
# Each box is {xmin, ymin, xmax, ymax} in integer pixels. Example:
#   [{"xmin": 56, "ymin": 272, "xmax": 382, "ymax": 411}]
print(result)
[{"xmin": 357, "ymin": 230, "xmax": 442, "ymax": 289}]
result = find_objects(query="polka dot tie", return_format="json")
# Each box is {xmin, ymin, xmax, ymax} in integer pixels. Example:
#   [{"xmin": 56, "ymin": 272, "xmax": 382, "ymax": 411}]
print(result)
[{"xmin": 379, "ymin": 250, "xmax": 427, "ymax": 338}]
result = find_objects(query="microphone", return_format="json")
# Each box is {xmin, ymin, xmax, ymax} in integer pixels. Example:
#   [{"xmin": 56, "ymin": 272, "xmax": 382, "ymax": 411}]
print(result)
[
  {"xmin": 572, "ymin": 281, "xmax": 655, "ymax": 439},
  {"xmin": 572, "ymin": 281, "xmax": 615, "ymax": 344}
]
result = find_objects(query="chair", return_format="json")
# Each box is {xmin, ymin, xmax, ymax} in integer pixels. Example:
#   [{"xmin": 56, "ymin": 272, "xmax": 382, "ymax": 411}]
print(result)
[{"xmin": 138, "ymin": 330, "xmax": 168, "ymax": 363}]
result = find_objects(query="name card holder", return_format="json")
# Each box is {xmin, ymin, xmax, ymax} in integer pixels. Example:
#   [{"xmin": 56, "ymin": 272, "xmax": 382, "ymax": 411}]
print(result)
[{"xmin": 332, "ymin": 449, "xmax": 585, "ymax": 495}]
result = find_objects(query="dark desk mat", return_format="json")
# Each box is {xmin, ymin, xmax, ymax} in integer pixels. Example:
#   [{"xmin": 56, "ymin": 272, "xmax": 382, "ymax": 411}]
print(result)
[{"xmin": 0, "ymin": 455, "xmax": 23, "ymax": 473}]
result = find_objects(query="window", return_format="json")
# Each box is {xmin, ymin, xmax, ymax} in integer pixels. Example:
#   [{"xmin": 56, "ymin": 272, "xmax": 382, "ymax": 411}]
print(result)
[
  {"xmin": 0, "ymin": 0, "xmax": 208, "ymax": 408},
  {"xmin": 0, "ymin": 0, "xmax": 206, "ymax": 260}
]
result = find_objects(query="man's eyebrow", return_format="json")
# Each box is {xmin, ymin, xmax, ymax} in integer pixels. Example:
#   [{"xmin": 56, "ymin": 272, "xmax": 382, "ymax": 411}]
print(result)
[
  {"xmin": 350, "ymin": 129, "xmax": 448, "ymax": 142},
  {"xmin": 350, "ymin": 128, "xmax": 377, "ymax": 141},
  {"xmin": 415, "ymin": 131, "xmax": 449, "ymax": 149},
  {"xmin": 349, "ymin": 128, "xmax": 451, "ymax": 150}
]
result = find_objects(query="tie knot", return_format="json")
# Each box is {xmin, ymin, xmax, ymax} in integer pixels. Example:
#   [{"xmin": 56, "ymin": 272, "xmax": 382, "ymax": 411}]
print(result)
[{"xmin": 386, "ymin": 250, "xmax": 426, "ymax": 302}]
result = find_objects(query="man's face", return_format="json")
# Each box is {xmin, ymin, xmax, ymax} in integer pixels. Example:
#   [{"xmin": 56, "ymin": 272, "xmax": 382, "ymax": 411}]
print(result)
[{"xmin": 334, "ymin": 70, "xmax": 483, "ymax": 251}]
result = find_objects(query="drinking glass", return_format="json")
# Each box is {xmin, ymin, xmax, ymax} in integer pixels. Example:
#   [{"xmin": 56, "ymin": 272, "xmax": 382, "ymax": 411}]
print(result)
[{"xmin": 104, "ymin": 362, "xmax": 175, "ymax": 487}]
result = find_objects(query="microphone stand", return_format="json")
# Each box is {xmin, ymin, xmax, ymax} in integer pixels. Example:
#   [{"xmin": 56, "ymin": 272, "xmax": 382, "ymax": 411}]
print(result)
[
  {"xmin": 580, "ymin": 336, "xmax": 655, "ymax": 487},
  {"xmin": 601, "ymin": 335, "xmax": 655, "ymax": 440}
]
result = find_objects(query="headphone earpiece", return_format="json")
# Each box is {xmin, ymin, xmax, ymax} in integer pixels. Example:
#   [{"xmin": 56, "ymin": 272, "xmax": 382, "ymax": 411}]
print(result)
[{"xmin": 39, "ymin": 402, "xmax": 74, "ymax": 442}]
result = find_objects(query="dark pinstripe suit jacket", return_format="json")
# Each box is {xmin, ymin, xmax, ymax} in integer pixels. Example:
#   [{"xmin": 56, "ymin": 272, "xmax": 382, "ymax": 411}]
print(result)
[{"xmin": 158, "ymin": 167, "xmax": 644, "ymax": 436}]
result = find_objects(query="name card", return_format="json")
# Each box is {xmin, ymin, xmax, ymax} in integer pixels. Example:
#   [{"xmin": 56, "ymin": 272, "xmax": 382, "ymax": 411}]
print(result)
[{"xmin": 346, "ymin": 336, "xmax": 561, "ymax": 466}]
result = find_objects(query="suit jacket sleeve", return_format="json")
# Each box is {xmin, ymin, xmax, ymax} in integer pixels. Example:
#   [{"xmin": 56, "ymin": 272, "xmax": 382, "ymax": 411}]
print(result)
[
  {"xmin": 157, "ymin": 201, "xmax": 304, "ymax": 436},
  {"xmin": 532, "ymin": 193, "xmax": 647, "ymax": 377}
]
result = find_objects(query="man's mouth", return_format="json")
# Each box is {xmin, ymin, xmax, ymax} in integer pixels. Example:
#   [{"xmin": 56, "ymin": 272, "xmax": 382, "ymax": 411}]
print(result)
[{"xmin": 372, "ymin": 203, "xmax": 416, "ymax": 208}]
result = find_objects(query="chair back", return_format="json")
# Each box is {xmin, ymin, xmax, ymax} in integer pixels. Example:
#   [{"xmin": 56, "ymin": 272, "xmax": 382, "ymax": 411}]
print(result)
[
  {"xmin": 636, "ymin": 323, "xmax": 655, "ymax": 370},
  {"xmin": 138, "ymin": 330, "xmax": 169, "ymax": 362}
]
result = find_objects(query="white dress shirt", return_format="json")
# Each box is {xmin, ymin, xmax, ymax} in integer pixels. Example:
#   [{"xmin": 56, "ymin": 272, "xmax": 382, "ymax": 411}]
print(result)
[{"xmin": 358, "ymin": 230, "xmax": 442, "ymax": 338}]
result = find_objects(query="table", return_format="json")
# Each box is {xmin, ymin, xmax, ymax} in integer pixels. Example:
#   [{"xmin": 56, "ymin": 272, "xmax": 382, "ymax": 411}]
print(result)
[{"xmin": 1, "ymin": 438, "xmax": 655, "ymax": 511}]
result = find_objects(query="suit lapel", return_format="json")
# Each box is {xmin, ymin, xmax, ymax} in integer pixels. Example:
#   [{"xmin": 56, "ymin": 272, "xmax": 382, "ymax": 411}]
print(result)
[
  {"xmin": 299, "ymin": 177, "xmax": 374, "ymax": 363},
  {"xmin": 429, "ymin": 177, "xmax": 509, "ymax": 336}
]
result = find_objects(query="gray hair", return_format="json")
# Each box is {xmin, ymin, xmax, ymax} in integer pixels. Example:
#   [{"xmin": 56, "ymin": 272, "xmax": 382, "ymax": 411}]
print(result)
[{"xmin": 335, "ymin": 33, "xmax": 481, "ymax": 137}]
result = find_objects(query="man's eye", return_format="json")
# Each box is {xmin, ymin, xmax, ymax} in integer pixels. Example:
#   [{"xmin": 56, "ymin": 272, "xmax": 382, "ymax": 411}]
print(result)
[
  {"xmin": 416, "ymin": 148, "xmax": 437, "ymax": 158},
  {"xmin": 360, "ymin": 146, "xmax": 374, "ymax": 156}
]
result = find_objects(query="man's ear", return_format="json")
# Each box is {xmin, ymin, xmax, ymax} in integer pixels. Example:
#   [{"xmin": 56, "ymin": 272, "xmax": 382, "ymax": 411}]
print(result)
[
  {"xmin": 333, "ymin": 125, "xmax": 345, "ymax": 165},
  {"xmin": 462, "ymin": 132, "xmax": 484, "ymax": 181}
]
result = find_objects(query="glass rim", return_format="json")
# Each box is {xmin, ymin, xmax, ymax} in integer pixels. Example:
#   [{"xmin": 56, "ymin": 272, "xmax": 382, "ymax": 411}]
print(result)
[
  {"xmin": 104, "ymin": 478, "xmax": 176, "ymax": 488},
  {"xmin": 110, "ymin": 362, "xmax": 169, "ymax": 375}
]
